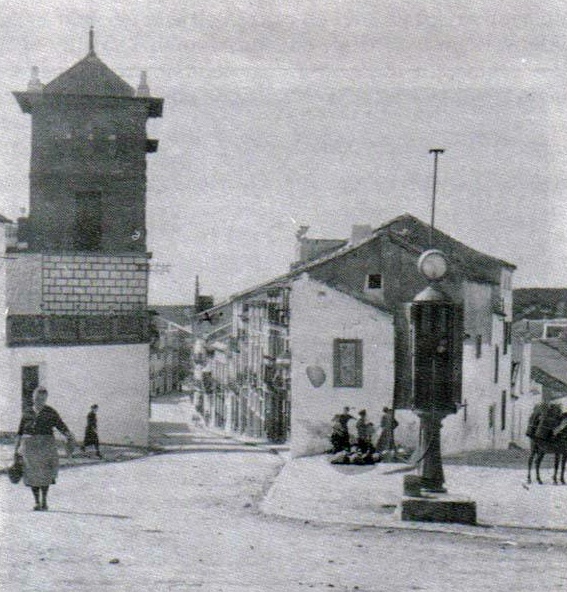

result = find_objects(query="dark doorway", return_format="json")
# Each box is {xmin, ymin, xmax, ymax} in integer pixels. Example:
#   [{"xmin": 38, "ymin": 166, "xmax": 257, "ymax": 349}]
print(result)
[
  {"xmin": 75, "ymin": 191, "xmax": 102, "ymax": 251},
  {"xmin": 22, "ymin": 365, "xmax": 39, "ymax": 411}
]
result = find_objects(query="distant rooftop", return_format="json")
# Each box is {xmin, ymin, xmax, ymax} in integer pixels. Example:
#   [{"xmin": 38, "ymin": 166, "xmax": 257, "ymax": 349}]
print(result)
[
  {"xmin": 151, "ymin": 305, "xmax": 195, "ymax": 327},
  {"xmin": 531, "ymin": 339, "xmax": 567, "ymax": 396}
]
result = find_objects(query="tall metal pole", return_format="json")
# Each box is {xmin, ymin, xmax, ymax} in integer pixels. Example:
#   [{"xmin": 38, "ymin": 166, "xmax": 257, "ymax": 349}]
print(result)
[{"xmin": 428, "ymin": 148, "xmax": 444, "ymax": 246}]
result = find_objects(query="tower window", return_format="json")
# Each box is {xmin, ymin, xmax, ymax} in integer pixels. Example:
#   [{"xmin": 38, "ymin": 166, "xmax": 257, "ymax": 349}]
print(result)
[
  {"xmin": 74, "ymin": 191, "xmax": 102, "ymax": 251},
  {"xmin": 366, "ymin": 274, "xmax": 383, "ymax": 290}
]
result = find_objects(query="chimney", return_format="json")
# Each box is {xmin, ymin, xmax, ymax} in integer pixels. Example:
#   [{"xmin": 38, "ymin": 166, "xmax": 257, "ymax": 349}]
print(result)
[
  {"xmin": 137, "ymin": 71, "xmax": 150, "ymax": 97},
  {"xmin": 350, "ymin": 224, "xmax": 373, "ymax": 244}
]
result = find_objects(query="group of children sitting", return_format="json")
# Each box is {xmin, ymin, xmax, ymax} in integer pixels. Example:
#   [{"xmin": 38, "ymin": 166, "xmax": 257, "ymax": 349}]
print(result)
[{"xmin": 329, "ymin": 406, "xmax": 398, "ymax": 465}]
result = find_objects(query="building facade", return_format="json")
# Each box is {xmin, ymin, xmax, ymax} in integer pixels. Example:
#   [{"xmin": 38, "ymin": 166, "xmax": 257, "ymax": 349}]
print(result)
[
  {"xmin": 287, "ymin": 215, "xmax": 515, "ymax": 456},
  {"xmin": 0, "ymin": 31, "xmax": 163, "ymax": 445},
  {"xmin": 192, "ymin": 286, "xmax": 291, "ymax": 443},
  {"xmin": 190, "ymin": 214, "xmax": 516, "ymax": 457},
  {"xmin": 149, "ymin": 307, "xmax": 194, "ymax": 398}
]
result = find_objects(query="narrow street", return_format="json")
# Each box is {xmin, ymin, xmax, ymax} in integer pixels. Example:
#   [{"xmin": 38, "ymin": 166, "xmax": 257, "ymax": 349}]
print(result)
[{"xmin": 1, "ymin": 398, "xmax": 565, "ymax": 592}]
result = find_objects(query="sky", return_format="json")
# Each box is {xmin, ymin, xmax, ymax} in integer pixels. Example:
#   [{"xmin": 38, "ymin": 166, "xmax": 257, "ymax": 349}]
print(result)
[{"xmin": 0, "ymin": 1, "xmax": 566, "ymax": 304}]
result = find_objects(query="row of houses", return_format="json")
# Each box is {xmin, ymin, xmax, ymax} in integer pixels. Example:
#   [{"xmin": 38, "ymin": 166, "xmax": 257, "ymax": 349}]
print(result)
[{"xmin": 176, "ymin": 214, "xmax": 521, "ymax": 457}]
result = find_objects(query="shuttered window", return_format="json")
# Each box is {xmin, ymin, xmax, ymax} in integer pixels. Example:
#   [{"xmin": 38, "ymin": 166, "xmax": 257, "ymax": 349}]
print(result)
[{"xmin": 333, "ymin": 339, "xmax": 363, "ymax": 388}]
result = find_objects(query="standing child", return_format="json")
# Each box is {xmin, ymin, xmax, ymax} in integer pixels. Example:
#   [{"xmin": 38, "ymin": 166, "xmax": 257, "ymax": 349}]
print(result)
[{"xmin": 81, "ymin": 404, "xmax": 102, "ymax": 459}]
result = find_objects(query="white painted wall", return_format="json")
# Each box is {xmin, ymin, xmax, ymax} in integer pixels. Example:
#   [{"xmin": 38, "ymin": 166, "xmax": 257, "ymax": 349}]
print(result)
[
  {"xmin": 289, "ymin": 275, "xmax": 395, "ymax": 457},
  {"xmin": 441, "ymin": 310, "xmax": 514, "ymax": 454},
  {"xmin": 0, "ymin": 343, "xmax": 150, "ymax": 446},
  {"xmin": 508, "ymin": 333, "xmax": 539, "ymax": 448},
  {"xmin": 0, "ymin": 223, "xmax": 7, "ymax": 347}
]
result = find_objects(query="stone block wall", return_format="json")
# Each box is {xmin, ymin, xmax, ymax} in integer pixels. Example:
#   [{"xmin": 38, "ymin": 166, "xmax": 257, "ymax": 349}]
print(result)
[{"xmin": 41, "ymin": 254, "xmax": 148, "ymax": 314}]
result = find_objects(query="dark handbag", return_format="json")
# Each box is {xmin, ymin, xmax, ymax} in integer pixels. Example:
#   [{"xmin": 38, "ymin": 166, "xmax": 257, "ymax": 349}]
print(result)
[{"xmin": 8, "ymin": 454, "xmax": 24, "ymax": 484}]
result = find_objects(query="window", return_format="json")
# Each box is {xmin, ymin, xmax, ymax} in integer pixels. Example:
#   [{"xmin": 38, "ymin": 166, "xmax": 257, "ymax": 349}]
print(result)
[
  {"xmin": 74, "ymin": 191, "xmax": 102, "ymax": 251},
  {"xmin": 333, "ymin": 339, "xmax": 363, "ymax": 387},
  {"xmin": 502, "ymin": 321, "xmax": 512, "ymax": 355},
  {"xmin": 488, "ymin": 404, "xmax": 495, "ymax": 430},
  {"xmin": 366, "ymin": 274, "xmax": 382, "ymax": 290},
  {"xmin": 475, "ymin": 334, "xmax": 482, "ymax": 358},
  {"xmin": 501, "ymin": 391, "xmax": 507, "ymax": 431},
  {"xmin": 494, "ymin": 345, "xmax": 499, "ymax": 383},
  {"xmin": 54, "ymin": 123, "xmax": 72, "ymax": 141},
  {"xmin": 544, "ymin": 324, "xmax": 567, "ymax": 339}
]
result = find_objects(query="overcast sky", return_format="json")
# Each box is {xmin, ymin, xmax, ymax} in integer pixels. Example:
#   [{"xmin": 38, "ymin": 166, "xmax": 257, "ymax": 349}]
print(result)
[{"xmin": 1, "ymin": 1, "xmax": 566, "ymax": 304}]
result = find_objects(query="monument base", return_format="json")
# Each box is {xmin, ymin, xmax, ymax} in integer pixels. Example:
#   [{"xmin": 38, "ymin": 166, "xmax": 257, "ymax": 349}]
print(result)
[
  {"xmin": 400, "ymin": 475, "xmax": 476, "ymax": 525},
  {"xmin": 400, "ymin": 496, "xmax": 477, "ymax": 525}
]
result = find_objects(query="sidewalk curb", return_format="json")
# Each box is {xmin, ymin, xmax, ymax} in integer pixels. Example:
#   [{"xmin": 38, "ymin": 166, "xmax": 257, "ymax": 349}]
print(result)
[{"xmin": 260, "ymin": 508, "xmax": 567, "ymax": 544}]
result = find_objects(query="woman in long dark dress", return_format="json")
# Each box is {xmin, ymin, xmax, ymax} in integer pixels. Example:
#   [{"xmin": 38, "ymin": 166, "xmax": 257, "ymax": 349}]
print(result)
[{"xmin": 13, "ymin": 387, "xmax": 75, "ymax": 511}]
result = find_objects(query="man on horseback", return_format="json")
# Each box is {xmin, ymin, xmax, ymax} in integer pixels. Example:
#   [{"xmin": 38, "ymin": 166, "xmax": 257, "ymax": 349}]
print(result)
[{"xmin": 527, "ymin": 402, "xmax": 567, "ymax": 485}]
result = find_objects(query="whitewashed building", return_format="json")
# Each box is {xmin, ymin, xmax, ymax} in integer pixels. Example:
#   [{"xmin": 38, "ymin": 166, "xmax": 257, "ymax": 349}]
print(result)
[{"xmin": 289, "ymin": 274, "xmax": 394, "ymax": 456}]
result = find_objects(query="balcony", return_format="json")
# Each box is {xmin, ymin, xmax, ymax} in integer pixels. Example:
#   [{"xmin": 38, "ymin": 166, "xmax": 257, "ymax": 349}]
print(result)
[{"xmin": 7, "ymin": 313, "xmax": 151, "ymax": 347}]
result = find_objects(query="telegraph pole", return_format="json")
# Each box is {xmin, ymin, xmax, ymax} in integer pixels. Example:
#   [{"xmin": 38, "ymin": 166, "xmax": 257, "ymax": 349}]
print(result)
[{"xmin": 428, "ymin": 149, "xmax": 444, "ymax": 246}]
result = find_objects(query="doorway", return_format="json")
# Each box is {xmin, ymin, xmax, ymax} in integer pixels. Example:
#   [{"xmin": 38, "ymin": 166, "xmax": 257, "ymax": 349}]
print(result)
[{"xmin": 22, "ymin": 365, "xmax": 39, "ymax": 411}]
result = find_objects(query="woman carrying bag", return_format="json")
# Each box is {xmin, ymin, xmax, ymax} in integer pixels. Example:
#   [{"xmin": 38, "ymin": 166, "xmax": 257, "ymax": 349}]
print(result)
[{"xmin": 13, "ymin": 386, "xmax": 76, "ymax": 511}]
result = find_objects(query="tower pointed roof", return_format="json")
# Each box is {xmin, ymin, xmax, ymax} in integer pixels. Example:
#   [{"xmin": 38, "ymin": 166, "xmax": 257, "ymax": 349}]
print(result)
[{"xmin": 43, "ymin": 28, "xmax": 134, "ymax": 97}]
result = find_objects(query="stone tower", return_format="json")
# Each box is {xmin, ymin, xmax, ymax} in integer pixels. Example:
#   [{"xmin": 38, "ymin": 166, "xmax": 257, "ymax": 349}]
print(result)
[
  {"xmin": 1, "ymin": 30, "xmax": 164, "ymax": 446},
  {"xmin": 14, "ymin": 28, "xmax": 162, "ymax": 253}
]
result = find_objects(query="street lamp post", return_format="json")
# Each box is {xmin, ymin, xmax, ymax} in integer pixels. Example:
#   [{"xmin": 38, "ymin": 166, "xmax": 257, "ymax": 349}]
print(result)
[
  {"xmin": 412, "ymin": 251, "xmax": 457, "ymax": 492},
  {"xmin": 400, "ymin": 152, "xmax": 475, "ymax": 524}
]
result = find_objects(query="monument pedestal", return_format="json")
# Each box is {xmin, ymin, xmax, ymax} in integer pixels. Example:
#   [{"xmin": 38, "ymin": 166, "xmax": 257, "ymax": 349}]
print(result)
[{"xmin": 400, "ymin": 475, "xmax": 477, "ymax": 525}]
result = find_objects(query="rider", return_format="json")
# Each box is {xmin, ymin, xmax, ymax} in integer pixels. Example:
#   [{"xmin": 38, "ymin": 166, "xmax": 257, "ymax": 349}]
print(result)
[{"xmin": 527, "ymin": 402, "xmax": 562, "ymax": 440}]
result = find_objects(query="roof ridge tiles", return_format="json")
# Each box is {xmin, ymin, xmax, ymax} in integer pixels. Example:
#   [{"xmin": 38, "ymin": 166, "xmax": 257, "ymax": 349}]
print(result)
[{"xmin": 43, "ymin": 52, "xmax": 135, "ymax": 97}]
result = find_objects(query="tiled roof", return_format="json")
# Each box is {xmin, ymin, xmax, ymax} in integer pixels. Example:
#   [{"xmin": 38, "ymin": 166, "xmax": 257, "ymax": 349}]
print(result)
[
  {"xmin": 43, "ymin": 52, "xmax": 134, "ymax": 97},
  {"xmin": 216, "ymin": 213, "xmax": 514, "ymax": 312},
  {"xmin": 531, "ymin": 339, "xmax": 567, "ymax": 392},
  {"xmin": 292, "ymin": 213, "xmax": 515, "ymax": 283}
]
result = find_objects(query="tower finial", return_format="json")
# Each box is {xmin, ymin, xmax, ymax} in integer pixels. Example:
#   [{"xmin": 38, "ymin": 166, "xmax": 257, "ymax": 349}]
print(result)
[
  {"xmin": 137, "ymin": 70, "xmax": 150, "ymax": 97},
  {"xmin": 27, "ymin": 66, "xmax": 43, "ymax": 92},
  {"xmin": 88, "ymin": 26, "xmax": 95, "ymax": 56}
]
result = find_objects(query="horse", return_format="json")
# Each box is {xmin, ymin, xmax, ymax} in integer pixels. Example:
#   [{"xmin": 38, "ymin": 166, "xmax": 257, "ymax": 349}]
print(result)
[{"xmin": 527, "ymin": 412, "xmax": 567, "ymax": 485}]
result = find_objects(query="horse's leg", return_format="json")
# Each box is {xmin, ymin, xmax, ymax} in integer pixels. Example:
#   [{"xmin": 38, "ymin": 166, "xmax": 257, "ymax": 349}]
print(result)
[
  {"xmin": 535, "ymin": 452, "xmax": 544, "ymax": 484},
  {"xmin": 527, "ymin": 447, "xmax": 535, "ymax": 484},
  {"xmin": 561, "ymin": 454, "xmax": 567, "ymax": 485},
  {"xmin": 553, "ymin": 454, "xmax": 559, "ymax": 485}
]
